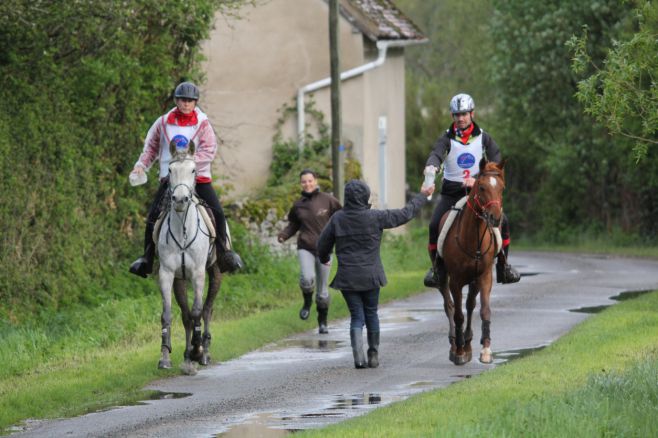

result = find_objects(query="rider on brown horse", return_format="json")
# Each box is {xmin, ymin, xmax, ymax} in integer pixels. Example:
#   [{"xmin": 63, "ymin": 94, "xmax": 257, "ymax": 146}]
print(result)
[{"xmin": 423, "ymin": 93, "xmax": 520, "ymax": 288}]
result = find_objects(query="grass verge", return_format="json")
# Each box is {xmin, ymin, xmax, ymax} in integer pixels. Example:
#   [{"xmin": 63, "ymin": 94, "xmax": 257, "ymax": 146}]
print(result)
[{"xmin": 300, "ymin": 289, "xmax": 658, "ymax": 437}]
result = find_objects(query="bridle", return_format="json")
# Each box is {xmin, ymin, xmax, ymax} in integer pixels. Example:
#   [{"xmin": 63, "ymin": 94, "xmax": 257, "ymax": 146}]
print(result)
[
  {"xmin": 455, "ymin": 170, "xmax": 504, "ymax": 267},
  {"xmin": 466, "ymin": 171, "xmax": 503, "ymax": 228},
  {"xmin": 165, "ymin": 156, "xmax": 204, "ymax": 280}
]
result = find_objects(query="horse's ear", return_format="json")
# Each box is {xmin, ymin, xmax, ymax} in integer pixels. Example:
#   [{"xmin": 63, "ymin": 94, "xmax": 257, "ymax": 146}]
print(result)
[
  {"xmin": 169, "ymin": 140, "xmax": 178, "ymax": 157},
  {"xmin": 498, "ymin": 158, "xmax": 507, "ymax": 173},
  {"xmin": 188, "ymin": 140, "xmax": 195, "ymax": 156},
  {"xmin": 479, "ymin": 158, "xmax": 487, "ymax": 174}
]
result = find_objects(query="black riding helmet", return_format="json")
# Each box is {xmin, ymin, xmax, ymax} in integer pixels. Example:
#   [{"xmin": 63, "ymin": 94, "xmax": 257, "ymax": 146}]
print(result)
[{"xmin": 174, "ymin": 82, "xmax": 200, "ymax": 100}]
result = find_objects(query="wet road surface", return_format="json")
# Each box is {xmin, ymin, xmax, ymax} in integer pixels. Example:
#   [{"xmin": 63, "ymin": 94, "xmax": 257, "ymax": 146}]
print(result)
[{"xmin": 10, "ymin": 252, "xmax": 658, "ymax": 437}]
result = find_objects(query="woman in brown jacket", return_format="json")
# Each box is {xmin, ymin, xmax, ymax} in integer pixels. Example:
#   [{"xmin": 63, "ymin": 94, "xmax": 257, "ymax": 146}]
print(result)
[{"xmin": 278, "ymin": 169, "xmax": 342, "ymax": 334}]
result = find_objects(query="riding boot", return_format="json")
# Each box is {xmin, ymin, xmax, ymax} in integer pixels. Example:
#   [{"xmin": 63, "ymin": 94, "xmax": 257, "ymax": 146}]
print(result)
[
  {"xmin": 496, "ymin": 250, "xmax": 520, "ymax": 284},
  {"xmin": 217, "ymin": 237, "xmax": 244, "ymax": 273},
  {"xmin": 317, "ymin": 307, "xmax": 329, "ymax": 334},
  {"xmin": 350, "ymin": 328, "xmax": 367, "ymax": 369},
  {"xmin": 424, "ymin": 250, "xmax": 446, "ymax": 288},
  {"xmin": 129, "ymin": 241, "xmax": 155, "ymax": 278},
  {"xmin": 367, "ymin": 331, "xmax": 380, "ymax": 368},
  {"xmin": 299, "ymin": 291, "xmax": 313, "ymax": 320}
]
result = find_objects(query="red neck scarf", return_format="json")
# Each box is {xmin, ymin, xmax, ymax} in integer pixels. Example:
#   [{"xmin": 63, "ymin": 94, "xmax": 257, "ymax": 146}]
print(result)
[
  {"xmin": 453, "ymin": 122, "xmax": 474, "ymax": 144},
  {"xmin": 167, "ymin": 108, "xmax": 198, "ymax": 126}
]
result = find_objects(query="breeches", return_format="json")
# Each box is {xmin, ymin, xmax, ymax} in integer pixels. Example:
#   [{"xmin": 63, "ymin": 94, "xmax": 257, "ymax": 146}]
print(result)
[{"xmin": 298, "ymin": 249, "xmax": 331, "ymax": 308}]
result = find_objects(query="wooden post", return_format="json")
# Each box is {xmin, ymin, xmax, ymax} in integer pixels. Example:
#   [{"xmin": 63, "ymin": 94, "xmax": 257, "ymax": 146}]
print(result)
[{"xmin": 329, "ymin": 0, "xmax": 344, "ymax": 203}]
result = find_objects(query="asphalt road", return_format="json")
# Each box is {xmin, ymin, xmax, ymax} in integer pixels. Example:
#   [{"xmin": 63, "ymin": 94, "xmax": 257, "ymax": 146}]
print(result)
[{"xmin": 11, "ymin": 252, "xmax": 658, "ymax": 437}]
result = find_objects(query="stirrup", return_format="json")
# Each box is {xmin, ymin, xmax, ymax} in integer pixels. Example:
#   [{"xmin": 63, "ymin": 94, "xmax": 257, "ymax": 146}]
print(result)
[
  {"xmin": 423, "ymin": 268, "xmax": 439, "ymax": 288},
  {"xmin": 129, "ymin": 257, "xmax": 152, "ymax": 278},
  {"xmin": 497, "ymin": 263, "xmax": 521, "ymax": 284},
  {"xmin": 218, "ymin": 250, "xmax": 244, "ymax": 273}
]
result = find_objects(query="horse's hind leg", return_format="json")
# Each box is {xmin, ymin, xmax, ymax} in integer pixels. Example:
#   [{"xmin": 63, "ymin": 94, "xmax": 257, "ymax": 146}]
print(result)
[
  {"xmin": 450, "ymin": 280, "xmax": 467, "ymax": 366},
  {"xmin": 463, "ymin": 282, "xmax": 478, "ymax": 364},
  {"xmin": 173, "ymin": 278, "xmax": 192, "ymax": 363},
  {"xmin": 438, "ymin": 283, "xmax": 457, "ymax": 363},
  {"xmin": 199, "ymin": 263, "xmax": 221, "ymax": 366}
]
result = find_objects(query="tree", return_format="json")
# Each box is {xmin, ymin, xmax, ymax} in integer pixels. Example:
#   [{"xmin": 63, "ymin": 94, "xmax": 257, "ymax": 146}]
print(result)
[
  {"xmin": 569, "ymin": 1, "xmax": 658, "ymax": 161},
  {"xmin": 395, "ymin": 0, "xmax": 496, "ymax": 189},
  {"xmin": 487, "ymin": 0, "xmax": 641, "ymax": 239}
]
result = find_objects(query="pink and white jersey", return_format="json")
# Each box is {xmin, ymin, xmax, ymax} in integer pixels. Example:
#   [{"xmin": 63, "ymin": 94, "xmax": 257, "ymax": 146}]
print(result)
[
  {"xmin": 443, "ymin": 134, "xmax": 484, "ymax": 183},
  {"xmin": 135, "ymin": 107, "xmax": 217, "ymax": 182}
]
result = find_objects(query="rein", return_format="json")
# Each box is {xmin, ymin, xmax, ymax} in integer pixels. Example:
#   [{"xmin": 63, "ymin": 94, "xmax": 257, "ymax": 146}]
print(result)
[{"xmin": 455, "ymin": 171, "xmax": 503, "ymax": 271}]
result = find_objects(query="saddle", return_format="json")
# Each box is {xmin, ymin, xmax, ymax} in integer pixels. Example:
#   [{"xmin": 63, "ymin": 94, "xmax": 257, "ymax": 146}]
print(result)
[
  {"xmin": 153, "ymin": 196, "xmax": 218, "ymax": 267},
  {"xmin": 436, "ymin": 196, "xmax": 502, "ymax": 258}
]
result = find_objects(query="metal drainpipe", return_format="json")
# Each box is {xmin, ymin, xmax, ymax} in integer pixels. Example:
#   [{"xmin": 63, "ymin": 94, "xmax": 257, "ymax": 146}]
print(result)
[{"xmin": 296, "ymin": 38, "xmax": 426, "ymax": 148}]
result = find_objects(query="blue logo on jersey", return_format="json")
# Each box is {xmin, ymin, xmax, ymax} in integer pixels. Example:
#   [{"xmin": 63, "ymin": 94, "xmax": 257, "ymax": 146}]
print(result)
[
  {"xmin": 172, "ymin": 135, "xmax": 189, "ymax": 149},
  {"xmin": 457, "ymin": 153, "xmax": 476, "ymax": 169}
]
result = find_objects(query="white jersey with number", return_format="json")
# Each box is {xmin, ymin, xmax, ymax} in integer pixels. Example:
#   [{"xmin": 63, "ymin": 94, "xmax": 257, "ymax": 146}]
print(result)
[{"xmin": 443, "ymin": 134, "xmax": 484, "ymax": 183}]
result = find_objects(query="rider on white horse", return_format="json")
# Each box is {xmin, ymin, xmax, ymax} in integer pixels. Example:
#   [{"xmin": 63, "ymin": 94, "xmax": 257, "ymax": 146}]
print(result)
[{"xmin": 129, "ymin": 81, "xmax": 243, "ymax": 277}]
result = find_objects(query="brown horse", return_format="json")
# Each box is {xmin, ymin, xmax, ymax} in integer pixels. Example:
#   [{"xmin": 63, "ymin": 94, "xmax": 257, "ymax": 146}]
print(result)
[{"xmin": 435, "ymin": 159, "xmax": 506, "ymax": 365}]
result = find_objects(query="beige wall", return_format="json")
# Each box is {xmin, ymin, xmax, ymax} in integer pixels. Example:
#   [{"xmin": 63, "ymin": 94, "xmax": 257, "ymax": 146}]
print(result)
[
  {"xmin": 201, "ymin": 0, "xmax": 365, "ymax": 197},
  {"xmin": 201, "ymin": 0, "xmax": 409, "ymax": 211}
]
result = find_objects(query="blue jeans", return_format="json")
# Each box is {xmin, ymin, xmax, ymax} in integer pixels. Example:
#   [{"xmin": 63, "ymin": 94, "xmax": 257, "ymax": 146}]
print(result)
[{"xmin": 341, "ymin": 289, "xmax": 380, "ymax": 332}]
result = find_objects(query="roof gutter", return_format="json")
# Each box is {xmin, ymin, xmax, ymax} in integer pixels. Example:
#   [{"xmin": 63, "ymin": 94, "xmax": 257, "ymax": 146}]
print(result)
[{"xmin": 296, "ymin": 38, "xmax": 427, "ymax": 147}]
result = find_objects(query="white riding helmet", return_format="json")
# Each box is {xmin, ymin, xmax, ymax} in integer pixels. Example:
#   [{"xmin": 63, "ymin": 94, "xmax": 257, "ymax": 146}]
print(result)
[{"xmin": 449, "ymin": 93, "xmax": 475, "ymax": 114}]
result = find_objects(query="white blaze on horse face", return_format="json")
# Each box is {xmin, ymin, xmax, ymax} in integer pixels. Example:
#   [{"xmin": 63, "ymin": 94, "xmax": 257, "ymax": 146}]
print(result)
[
  {"xmin": 169, "ymin": 158, "xmax": 196, "ymax": 211},
  {"xmin": 489, "ymin": 176, "xmax": 497, "ymax": 188}
]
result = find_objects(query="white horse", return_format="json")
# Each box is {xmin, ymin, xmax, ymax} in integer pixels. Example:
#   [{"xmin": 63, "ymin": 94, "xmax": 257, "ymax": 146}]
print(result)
[{"xmin": 157, "ymin": 140, "xmax": 221, "ymax": 374}]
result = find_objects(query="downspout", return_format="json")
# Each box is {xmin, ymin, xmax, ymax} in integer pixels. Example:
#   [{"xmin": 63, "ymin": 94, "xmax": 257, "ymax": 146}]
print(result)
[{"xmin": 297, "ymin": 38, "xmax": 426, "ymax": 147}]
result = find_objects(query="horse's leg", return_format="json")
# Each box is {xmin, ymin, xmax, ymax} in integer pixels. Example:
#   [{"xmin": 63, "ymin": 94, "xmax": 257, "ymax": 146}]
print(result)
[
  {"xmin": 199, "ymin": 262, "xmax": 221, "ymax": 366},
  {"xmin": 172, "ymin": 278, "xmax": 192, "ymax": 363},
  {"xmin": 158, "ymin": 271, "xmax": 175, "ymax": 369},
  {"xmin": 450, "ymin": 279, "xmax": 467, "ymax": 366},
  {"xmin": 188, "ymin": 267, "xmax": 205, "ymax": 364},
  {"xmin": 464, "ymin": 282, "xmax": 479, "ymax": 364},
  {"xmin": 478, "ymin": 274, "xmax": 494, "ymax": 364},
  {"xmin": 438, "ymin": 282, "xmax": 457, "ymax": 362}
]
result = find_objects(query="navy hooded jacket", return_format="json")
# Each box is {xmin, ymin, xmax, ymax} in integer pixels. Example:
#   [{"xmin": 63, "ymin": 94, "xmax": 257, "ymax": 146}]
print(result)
[{"xmin": 317, "ymin": 180, "xmax": 427, "ymax": 291}]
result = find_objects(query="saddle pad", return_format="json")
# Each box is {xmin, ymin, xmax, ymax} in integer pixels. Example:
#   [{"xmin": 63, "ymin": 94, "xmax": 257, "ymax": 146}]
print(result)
[{"xmin": 437, "ymin": 196, "xmax": 502, "ymax": 258}]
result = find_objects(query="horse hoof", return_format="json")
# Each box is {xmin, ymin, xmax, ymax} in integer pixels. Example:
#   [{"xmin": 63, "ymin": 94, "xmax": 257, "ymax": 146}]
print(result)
[
  {"xmin": 180, "ymin": 361, "xmax": 198, "ymax": 376},
  {"xmin": 464, "ymin": 351, "xmax": 472, "ymax": 363},
  {"xmin": 479, "ymin": 347, "xmax": 493, "ymax": 364},
  {"xmin": 158, "ymin": 359, "xmax": 172, "ymax": 369},
  {"xmin": 198, "ymin": 355, "xmax": 210, "ymax": 366}
]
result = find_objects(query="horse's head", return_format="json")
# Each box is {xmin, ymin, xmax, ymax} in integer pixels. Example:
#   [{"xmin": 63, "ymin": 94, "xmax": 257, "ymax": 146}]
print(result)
[
  {"xmin": 471, "ymin": 159, "xmax": 506, "ymax": 227},
  {"xmin": 168, "ymin": 140, "xmax": 197, "ymax": 213}
]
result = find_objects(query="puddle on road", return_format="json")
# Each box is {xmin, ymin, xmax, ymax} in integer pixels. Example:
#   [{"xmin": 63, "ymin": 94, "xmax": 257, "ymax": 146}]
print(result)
[
  {"xmin": 379, "ymin": 315, "xmax": 420, "ymax": 324},
  {"xmin": 570, "ymin": 289, "xmax": 653, "ymax": 314},
  {"xmin": 264, "ymin": 339, "xmax": 343, "ymax": 351},
  {"xmin": 141, "ymin": 390, "xmax": 193, "ymax": 401},
  {"xmin": 329, "ymin": 393, "xmax": 383, "ymax": 409},
  {"xmin": 214, "ymin": 392, "xmax": 408, "ymax": 437},
  {"xmin": 213, "ymin": 413, "xmax": 298, "ymax": 437},
  {"xmin": 493, "ymin": 345, "xmax": 546, "ymax": 364}
]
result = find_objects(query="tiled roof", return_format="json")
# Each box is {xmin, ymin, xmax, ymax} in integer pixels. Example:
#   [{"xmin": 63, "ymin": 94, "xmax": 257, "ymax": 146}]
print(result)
[{"xmin": 341, "ymin": 0, "xmax": 426, "ymax": 41}]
